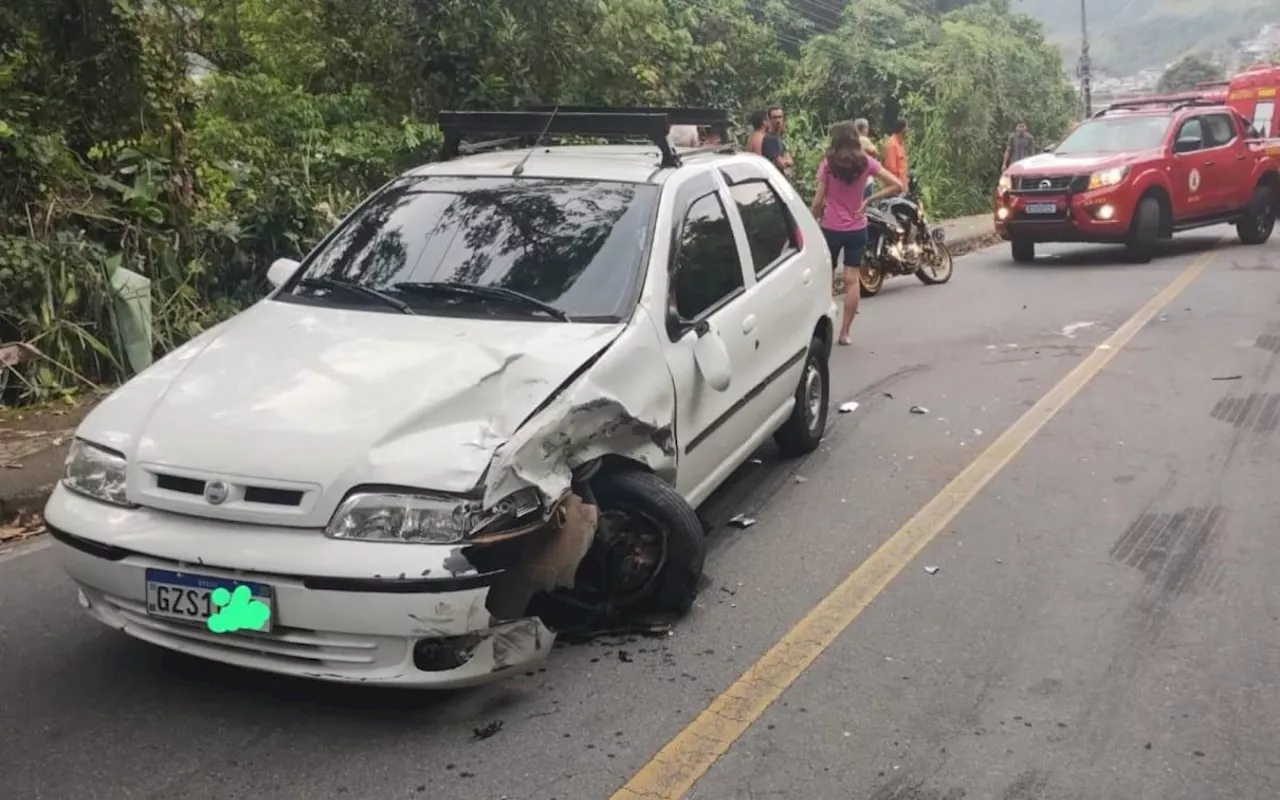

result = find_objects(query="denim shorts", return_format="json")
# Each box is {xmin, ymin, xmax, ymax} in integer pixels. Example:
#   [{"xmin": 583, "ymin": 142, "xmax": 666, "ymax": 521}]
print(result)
[{"xmin": 822, "ymin": 227, "xmax": 869, "ymax": 268}]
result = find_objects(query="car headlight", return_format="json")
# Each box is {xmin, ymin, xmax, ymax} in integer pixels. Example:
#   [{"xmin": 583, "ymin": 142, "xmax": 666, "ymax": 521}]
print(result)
[
  {"xmin": 1088, "ymin": 166, "xmax": 1129, "ymax": 190},
  {"xmin": 997, "ymin": 175, "xmax": 1013, "ymax": 193},
  {"xmin": 325, "ymin": 487, "xmax": 544, "ymax": 544},
  {"xmin": 62, "ymin": 439, "xmax": 132, "ymax": 507}
]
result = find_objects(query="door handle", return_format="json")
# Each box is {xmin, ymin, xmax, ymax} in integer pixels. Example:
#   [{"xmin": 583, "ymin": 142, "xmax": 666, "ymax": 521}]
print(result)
[
  {"xmin": 1204, "ymin": 160, "xmax": 1215, "ymax": 167},
  {"xmin": 1237, "ymin": 154, "xmax": 1247, "ymax": 161},
  {"xmin": 742, "ymin": 314, "xmax": 757, "ymax": 334}
]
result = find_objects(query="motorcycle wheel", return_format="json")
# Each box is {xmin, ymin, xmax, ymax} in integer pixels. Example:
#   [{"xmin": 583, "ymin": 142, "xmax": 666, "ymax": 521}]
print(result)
[
  {"xmin": 858, "ymin": 266, "xmax": 885, "ymax": 297},
  {"xmin": 915, "ymin": 241, "xmax": 953, "ymax": 285}
]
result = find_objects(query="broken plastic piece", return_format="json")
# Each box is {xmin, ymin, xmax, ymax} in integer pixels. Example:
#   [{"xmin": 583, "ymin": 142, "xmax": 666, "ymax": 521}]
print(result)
[
  {"xmin": 839, "ymin": 401, "xmax": 859, "ymax": 413},
  {"xmin": 728, "ymin": 514, "xmax": 756, "ymax": 529},
  {"xmin": 909, "ymin": 405, "xmax": 928, "ymax": 415},
  {"xmin": 924, "ymin": 566, "xmax": 940, "ymax": 575}
]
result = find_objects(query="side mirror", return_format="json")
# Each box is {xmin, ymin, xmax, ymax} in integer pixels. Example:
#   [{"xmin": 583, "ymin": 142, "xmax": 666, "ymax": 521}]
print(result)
[
  {"xmin": 691, "ymin": 321, "xmax": 732, "ymax": 392},
  {"xmin": 1173, "ymin": 137, "xmax": 1202, "ymax": 154},
  {"xmin": 267, "ymin": 257, "xmax": 302, "ymax": 288}
]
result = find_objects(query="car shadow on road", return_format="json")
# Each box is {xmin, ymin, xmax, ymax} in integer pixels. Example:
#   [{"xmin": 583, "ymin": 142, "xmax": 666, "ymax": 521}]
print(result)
[{"xmin": 994, "ymin": 235, "xmax": 1226, "ymax": 269}]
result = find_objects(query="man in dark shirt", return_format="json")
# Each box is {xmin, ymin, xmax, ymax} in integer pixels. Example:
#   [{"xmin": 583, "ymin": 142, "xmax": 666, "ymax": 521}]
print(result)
[
  {"xmin": 1003, "ymin": 122, "xmax": 1035, "ymax": 170},
  {"xmin": 761, "ymin": 105, "xmax": 794, "ymax": 176}
]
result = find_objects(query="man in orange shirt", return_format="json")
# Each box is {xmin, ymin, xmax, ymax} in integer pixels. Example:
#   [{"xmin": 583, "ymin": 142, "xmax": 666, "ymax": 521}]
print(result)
[{"xmin": 883, "ymin": 119, "xmax": 909, "ymax": 186}]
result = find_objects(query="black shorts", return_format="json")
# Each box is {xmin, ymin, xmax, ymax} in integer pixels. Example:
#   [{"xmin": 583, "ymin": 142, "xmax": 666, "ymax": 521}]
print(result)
[{"xmin": 822, "ymin": 227, "xmax": 869, "ymax": 268}]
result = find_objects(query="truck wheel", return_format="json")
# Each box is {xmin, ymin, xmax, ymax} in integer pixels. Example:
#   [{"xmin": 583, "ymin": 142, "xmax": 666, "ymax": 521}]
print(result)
[
  {"xmin": 1011, "ymin": 238, "xmax": 1035, "ymax": 263},
  {"xmin": 1125, "ymin": 197, "xmax": 1161, "ymax": 263},
  {"xmin": 774, "ymin": 336, "xmax": 830, "ymax": 457},
  {"xmin": 1237, "ymin": 185, "xmax": 1276, "ymax": 246}
]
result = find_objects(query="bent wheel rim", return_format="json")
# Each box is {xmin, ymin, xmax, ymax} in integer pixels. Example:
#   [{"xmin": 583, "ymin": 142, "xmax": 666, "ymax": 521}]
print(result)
[{"xmin": 577, "ymin": 506, "xmax": 669, "ymax": 606}]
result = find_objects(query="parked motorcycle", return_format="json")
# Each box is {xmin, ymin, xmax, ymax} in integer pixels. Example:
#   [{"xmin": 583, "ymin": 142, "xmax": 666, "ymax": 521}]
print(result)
[{"xmin": 859, "ymin": 171, "xmax": 954, "ymax": 297}]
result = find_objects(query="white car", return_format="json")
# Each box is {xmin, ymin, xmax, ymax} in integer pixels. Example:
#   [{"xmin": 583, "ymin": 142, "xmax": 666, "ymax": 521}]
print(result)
[{"xmin": 45, "ymin": 110, "xmax": 838, "ymax": 687}]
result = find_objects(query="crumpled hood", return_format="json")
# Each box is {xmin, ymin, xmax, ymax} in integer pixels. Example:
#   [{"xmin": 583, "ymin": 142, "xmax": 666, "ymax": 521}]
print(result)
[
  {"xmin": 1009, "ymin": 150, "xmax": 1156, "ymax": 176},
  {"xmin": 78, "ymin": 300, "xmax": 625, "ymax": 497}
]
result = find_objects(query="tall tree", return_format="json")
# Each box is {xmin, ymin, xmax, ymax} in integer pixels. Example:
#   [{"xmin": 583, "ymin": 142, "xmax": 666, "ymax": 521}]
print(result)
[{"xmin": 1157, "ymin": 55, "xmax": 1225, "ymax": 93}]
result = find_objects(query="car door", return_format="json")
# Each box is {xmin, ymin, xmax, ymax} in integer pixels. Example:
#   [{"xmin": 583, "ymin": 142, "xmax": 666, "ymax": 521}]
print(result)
[
  {"xmin": 662, "ymin": 173, "xmax": 761, "ymax": 504},
  {"xmin": 718, "ymin": 162, "xmax": 811, "ymax": 430},
  {"xmin": 1202, "ymin": 112, "xmax": 1248, "ymax": 212},
  {"xmin": 1169, "ymin": 116, "xmax": 1216, "ymax": 219}
]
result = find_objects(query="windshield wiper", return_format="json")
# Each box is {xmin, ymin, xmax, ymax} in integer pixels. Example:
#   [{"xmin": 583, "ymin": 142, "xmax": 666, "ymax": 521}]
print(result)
[
  {"xmin": 393, "ymin": 281, "xmax": 570, "ymax": 321},
  {"xmin": 297, "ymin": 277, "xmax": 415, "ymax": 315}
]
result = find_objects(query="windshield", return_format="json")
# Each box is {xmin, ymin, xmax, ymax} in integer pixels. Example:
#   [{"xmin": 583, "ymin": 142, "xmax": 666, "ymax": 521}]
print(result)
[
  {"xmin": 282, "ymin": 176, "xmax": 659, "ymax": 321},
  {"xmin": 1054, "ymin": 116, "xmax": 1173, "ymax": 154}
]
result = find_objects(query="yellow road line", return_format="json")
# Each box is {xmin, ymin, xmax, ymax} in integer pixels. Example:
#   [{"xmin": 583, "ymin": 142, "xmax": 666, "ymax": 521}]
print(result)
[{"xmin": 612, "ymin": 242, "xmax": 1226, "ymax": 799}]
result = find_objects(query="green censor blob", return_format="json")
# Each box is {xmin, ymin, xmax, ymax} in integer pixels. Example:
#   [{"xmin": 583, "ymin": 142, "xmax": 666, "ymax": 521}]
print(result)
[{"xmin": 207, "ymin": 584, "xmax": 271, "ymax": 633}]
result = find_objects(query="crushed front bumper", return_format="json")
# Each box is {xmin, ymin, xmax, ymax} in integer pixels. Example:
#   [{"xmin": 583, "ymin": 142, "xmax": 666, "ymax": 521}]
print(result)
[{"xmin": 44, "ymin": 484, "xmax": 555, "ymax": 688}]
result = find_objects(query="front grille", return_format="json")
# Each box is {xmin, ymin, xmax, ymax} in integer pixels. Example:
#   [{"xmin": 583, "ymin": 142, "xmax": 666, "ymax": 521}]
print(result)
[
  {"xmin": 1013, "ymin": 175, "xmax": 1088, "ymax": 194},
  {"xmin": 154, "ymin": 472, "xmax": 304, "ymax": 507}
]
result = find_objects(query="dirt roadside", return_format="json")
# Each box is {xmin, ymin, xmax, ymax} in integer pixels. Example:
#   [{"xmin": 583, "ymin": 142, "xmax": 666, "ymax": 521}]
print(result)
[{"xmin": 0, "ymin": 216, "xmax": 999, "ymax": 544}]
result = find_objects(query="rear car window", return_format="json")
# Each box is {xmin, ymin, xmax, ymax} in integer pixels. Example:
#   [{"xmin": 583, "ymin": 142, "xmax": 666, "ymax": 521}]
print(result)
[
  {"xmin": 671, "ymin": 192, "xmax": 744, "ymax": 320},
  {"xmin": 727, "ymin": 180, "xmax": 798, "ymax": 277},
  {"xmin": 1203, "ymin": 114, "xmax": 1236, "ymax": 148},
  {"xmin": 1057, "ymin": 116, "xmax": 1173, "ymax": 154},
  {"xmin": 283, "ymin": 176, "xmax": 659, "ymax": 321}
]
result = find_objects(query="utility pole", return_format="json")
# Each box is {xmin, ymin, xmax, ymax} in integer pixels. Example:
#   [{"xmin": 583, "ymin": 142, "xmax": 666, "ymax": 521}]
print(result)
[{"xmin": 1078, "ymin": 0, "xmax": 1092, "ymax": 118}]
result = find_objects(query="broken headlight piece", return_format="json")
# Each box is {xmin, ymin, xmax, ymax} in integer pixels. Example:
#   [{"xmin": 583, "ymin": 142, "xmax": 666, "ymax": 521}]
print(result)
[{"xmin": 324, "ymin": 488, "xmax": 543, "ymax": 544}]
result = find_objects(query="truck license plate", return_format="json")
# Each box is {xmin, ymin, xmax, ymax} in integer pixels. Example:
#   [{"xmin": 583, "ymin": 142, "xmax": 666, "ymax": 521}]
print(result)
[
  {"xmin": 1025, "ymin": 203, "xmax": 1057, "ymax": 214},
  {"xmin": 144, "ymin": 568, "xmax": 274, "ymax": 632}
]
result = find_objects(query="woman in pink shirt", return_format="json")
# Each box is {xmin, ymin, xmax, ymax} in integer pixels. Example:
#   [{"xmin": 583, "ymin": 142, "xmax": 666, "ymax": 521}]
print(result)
[{"xmin": 810, "ymin": 120, "xmax": 905, "ymax": 346}]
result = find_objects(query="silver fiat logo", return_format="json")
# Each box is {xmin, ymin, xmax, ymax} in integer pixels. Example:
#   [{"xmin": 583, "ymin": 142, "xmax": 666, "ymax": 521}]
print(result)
[
  {"xmin": 204, "ymin": 480, "xmax": 230, "ymax": 505},
  {"xmin": 1039, "ymin": 179, "xmax": 1052, "ymax": 190}
]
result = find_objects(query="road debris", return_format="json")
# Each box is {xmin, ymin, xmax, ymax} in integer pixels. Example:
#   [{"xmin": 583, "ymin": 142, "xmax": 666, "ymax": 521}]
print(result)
[
  {"xmin": 749, "ymin": 457, "xmax": 763, "ymax": 465},
  {"xmin": 617, "ymin": 649, "xmax": 633, "ymax": 663},
  {"xmin": 973, "ymin": 428, "xmax": 984, "ymax": 436},
  {"xmin": 794, "ymin": 475, "xmax": 808, "ymax": 484},
  {"xmin": 909, "ymin": 405, "xmax": 928, "ymax": 415},
  {"xmin": 839, "ymin": 401, "xmax": 860, "ymax": 413},
  {"xmin": 728, "ymin": 514, "xmax": 757, "ymax": 529},
  {"xmin": 0, "ymin": 513, "xmax": 45, "ymax": 543},
  {"xmin": 1212, "ymin": 375, "xmax": 1242, "ymax": 381},
  {"xmin": 473, "ymin": 720, "xmax": 505, "ymax": 740},
  {"xmin": 924, "ymin": 566, "xmax": 940, "ymax": 575},
  {"xmin": 883, "ymin": 392, "xmax": 894, "ymax": 399}
]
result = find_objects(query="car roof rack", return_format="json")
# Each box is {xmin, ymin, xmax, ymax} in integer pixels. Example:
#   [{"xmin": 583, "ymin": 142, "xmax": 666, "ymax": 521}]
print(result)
[
  {"xmin": 437, "ymin": 107, "xmax": 732, "ymax": 169},
  {"xmin": 1093, "ymin": 96, "xmax": 1220, "ymax": 118}
]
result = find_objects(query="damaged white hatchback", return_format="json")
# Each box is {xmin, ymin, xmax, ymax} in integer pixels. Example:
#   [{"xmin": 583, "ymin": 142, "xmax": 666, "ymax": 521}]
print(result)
[{"xmin": 44, "ymin": 109, "xmax": 837, "ymax": 687}]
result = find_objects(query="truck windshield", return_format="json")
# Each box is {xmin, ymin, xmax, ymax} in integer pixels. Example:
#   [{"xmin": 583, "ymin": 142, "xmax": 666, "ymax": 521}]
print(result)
[
  {"xmin": 1055, "ymin": 116, "xmax": 1173, "ymax": 154},
  {"xmin": 281, "ymin": 175, "xmax": 659, "ymax": 322}
]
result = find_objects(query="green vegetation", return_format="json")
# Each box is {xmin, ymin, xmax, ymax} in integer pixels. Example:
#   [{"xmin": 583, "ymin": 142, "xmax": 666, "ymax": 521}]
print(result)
[
  {"xmin": 1158, "ymin": 56, "xmax": 1226, "ymax": 93},
  {"xmin": 1, "ymin": 0, "xmax": 1073, "ymax": 404},
  {"xmin": 1014, "ymin": 0, "xmax": 1277, "ymax": 75}
]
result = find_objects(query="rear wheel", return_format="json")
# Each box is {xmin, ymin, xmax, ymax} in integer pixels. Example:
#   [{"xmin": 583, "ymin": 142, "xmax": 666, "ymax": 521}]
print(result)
[
  {"xmin": 1011, "ymin": 238, "xmax": 1036, "ymax": 263},
  {"xmin": 915, "ymin": 240, "xmax": 954, "ymax": 285},
  {"xmin": 1237, "ymin": 185, "xmax": 1276, "ymax": 246},
  {"xmin": 858, "ymin": 266, "xmax": 884, "ymax": 296},
  {"xmin": 1125, "ymin": 196, "xmax": 1161, "ymax": 263},
  {"xmin": 774, "ymin": 336, "xmax": 830, "ymax": 457}
]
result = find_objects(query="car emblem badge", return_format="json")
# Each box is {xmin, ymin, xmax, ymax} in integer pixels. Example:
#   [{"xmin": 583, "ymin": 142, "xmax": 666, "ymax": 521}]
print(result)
[
  {"xmin": 1189, "ymin": 168, "xmax": 1201, "ymax": 192},
  {"xmin": 204, "ymin": 480, "xmax": 230, "ymax": 505},
  {"xmin": 1039, "ymin": 179, "xmax": 1052, "ymax": 190}
]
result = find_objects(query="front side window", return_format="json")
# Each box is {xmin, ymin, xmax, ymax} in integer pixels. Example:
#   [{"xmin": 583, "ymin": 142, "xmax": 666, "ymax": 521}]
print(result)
[
  {"xmin": 728, "ymin": 180, "xmax": 798, "ymax": 277},
  {"xmin": 671, "ymin": 193, "xmax": 744, "ymax": 320},
  {"xmin": 1203, "ymin": 114, "xmax": 1237, "ymax": 148},
  {"xmin": 283, "ymin": 176, "xmax": 659, "ymax": 321},
  {"xmin": 1176, "ymin": 118, "xmax": 1205, "ymax": 149},
  {"xmin": 1056, "ymin": 115, "xmax": 1174, "ymax": 154}
]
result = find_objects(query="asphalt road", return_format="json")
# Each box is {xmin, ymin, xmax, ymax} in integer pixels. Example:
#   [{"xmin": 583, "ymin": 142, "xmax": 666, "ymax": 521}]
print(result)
[{"xmin": 3, "ymin": 229, "xmax": 1279, "ymax": 800}]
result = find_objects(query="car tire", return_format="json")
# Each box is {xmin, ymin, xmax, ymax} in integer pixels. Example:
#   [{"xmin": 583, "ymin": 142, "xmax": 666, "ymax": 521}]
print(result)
[
  {"xmin": 1237, "ymin": 185, "xmax": 1276, "ymax": 246},
  {"xmin": 774, "ymin": 337, "xmax": 830, "ymax": 458},
  {"xmin": 585, "ymin": 469, "xmax": 706, "ymax": 616},
  {"xmin": 1011, "ymin": 238, "xmax": 1036, "ymax": 263},
  {"xmin": 1125, "ymin": 196, "xmax": 1161, "ymax": 263}
]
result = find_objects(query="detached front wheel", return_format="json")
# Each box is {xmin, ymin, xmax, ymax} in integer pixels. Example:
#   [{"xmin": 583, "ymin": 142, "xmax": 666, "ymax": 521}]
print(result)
[{"xmin": 1237, "ymin": 185, "xmax": 1276, "ymax": 246}]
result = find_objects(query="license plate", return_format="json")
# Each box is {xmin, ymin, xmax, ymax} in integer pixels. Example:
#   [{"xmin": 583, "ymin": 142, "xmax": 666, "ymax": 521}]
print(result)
[
  {"xmin": 1025, "ymin": 203, "xmax": 1058, "ymax": 214},
  {"xmin": 145, "ymin": 568, "xmax": 274, "ymax": 633}
]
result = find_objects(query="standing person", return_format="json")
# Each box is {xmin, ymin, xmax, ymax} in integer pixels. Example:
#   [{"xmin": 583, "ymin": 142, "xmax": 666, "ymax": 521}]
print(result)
[
  {"xmin": 854, "ymin": 118, "xmax": 879, "ymax": 201},
  {"xmin": 747, "ymin": 110, "xmax": 768, "ymax": 155},
  {"xmin": 1003, "ymin": 121, "xmax": 1035, "ymax": 170},
  {"xmin": 883, "ymin": 119, "xmax": 910, "ymax": 186},
  {"xmin": 810, "ymin": 121, "xmax": 905, "ymax": 346},
  {"xmin": 761, "ymin": 105, "xmax": 795, "ymax": 176}
]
